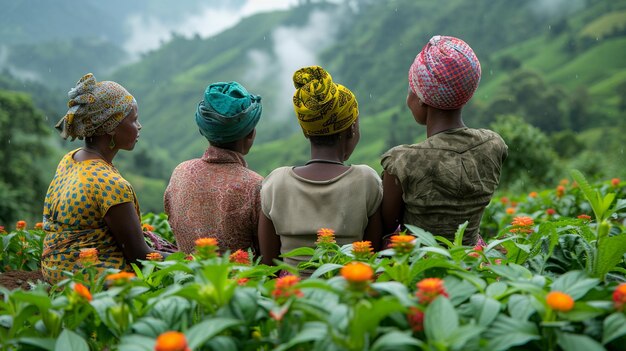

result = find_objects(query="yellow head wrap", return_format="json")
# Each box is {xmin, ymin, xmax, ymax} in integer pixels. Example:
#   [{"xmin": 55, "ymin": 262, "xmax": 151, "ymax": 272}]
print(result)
[{"xmin": 292, "ymin": 66, "xmax": 358, "ymax": 136}]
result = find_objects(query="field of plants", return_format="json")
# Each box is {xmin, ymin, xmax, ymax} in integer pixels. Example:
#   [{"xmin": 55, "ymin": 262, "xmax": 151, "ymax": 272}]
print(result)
[{"xmin": 0, "ymin": 171, "xmax": 625, "ymax": 351}]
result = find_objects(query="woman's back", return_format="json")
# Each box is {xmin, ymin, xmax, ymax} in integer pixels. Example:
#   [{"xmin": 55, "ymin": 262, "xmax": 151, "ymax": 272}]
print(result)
[{"xmin": 261, "ymin": 164, "xmax": 381, "ymax": 266}]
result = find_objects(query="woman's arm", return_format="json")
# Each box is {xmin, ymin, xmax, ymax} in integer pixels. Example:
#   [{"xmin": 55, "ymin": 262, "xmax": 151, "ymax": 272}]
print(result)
[
  {"xmin": 364, "ymin": 207, "xmax": 383, "ymax": 251},
  {"xmin": 258, "ymin": 213, "xmax": 281, "ymax": 265},
  {"xmin": 104, "ymin": 202, "xmax": 165, "ymax": 263},
  {"xmin": 381, "ymin": 170, "xmax": 405, "ymax": 234}
]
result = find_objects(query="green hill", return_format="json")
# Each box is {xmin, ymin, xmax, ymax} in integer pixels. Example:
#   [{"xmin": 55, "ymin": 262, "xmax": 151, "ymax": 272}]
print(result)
[{"xmin": 2, "ymin": 0, "xmax": 626, "ymax": 215}]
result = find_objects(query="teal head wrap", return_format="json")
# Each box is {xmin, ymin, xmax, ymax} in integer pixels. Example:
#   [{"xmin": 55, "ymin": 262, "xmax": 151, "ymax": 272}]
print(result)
[{"xmin": 195, "ymin": 82, "xmax": 262, "ymax": 144}]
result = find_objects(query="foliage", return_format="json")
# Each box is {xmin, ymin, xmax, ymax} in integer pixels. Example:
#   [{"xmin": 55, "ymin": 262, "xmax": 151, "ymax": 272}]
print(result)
[
  {"xmin": 0, "ymin": 90, "xmax": 51, "ymax": 224},
  {"xmin": 489, "ymin": 115, "xmax": 560, "ymax": 192},
  {"xmin": 0, "ymin": 174, "xmax": 625, "ymax": 350}
]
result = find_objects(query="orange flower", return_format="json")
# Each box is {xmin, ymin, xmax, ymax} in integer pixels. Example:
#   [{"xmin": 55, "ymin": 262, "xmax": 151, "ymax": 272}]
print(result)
[
  {"xmin": 155, "ymin": 331, "xmax": 191, "ymax": 351},
  {"xmin": 529, "ymin": 191, "xmax": 538, "ymax": 198},
  {"xmin": 142, "ymin": 223, "xmax": 155, "ymax": 232},
  {"xmin": 468, "ymin": 244, "xmax": 483, "ymax": 258},
  {"xmin": 352, "ymin": 241, "xmax": 373, "ymax": 259},
  {"xmin": 416, "ymin": 278, "xmax": 448, "ymax": 304},
  {"xmin": 0, "ymin": 226, "xmax": 5, "ymax": 234},
  {"xmin": 74, "ymin": 283, "xmax": 92, "ymax": 302},
  {"xmin": 78, "ymin": 248, "xmax": 99, "ymax": 265},
  {"xmin": 146, "ymin": 252, "xmax": 163, "ymax": 261},
  {"xmin": 195, "ymin": 237, "xmax": 218, "ymax": 247},
  {"xmin": 556, "ymin": 185, "xmax": 565, "ymax": 198},
  {"xmin": 613, "ymin": 283, "xmax": 626, "ymax": 311},
  {"xmin": 545, "ymin": 208, "xmax": 556, "ymax": 216},
  {"xmin": 390, "ymin": 234, "xmax": 415, "ymax": 255},
  {"xmin": 577, "ymin": 214, "xmax": 592, "ymax": 221},
  {"xmin": 316, "ymin": 228, "xmax": 336, "ymax": 245},
  {"xmin": 195, "ymin": 237, "xmax": 219, "ymax": 259},
  {"xmin": 341, "ymin": 262, "xmax": 374, "ymax": 286},
  {"xmin": 16, "ymin": 221, "xmax": 27, "ymax": 230},
  {"xmin": 510, "ymin": 216, "xmax": 534, "ymax": 234},
  {"xmin": 229, "ymin": 249, "xmax": 250, "ymax": 265},
  {"xmin": 559, "ymin": 179, "xmax": 569, "ymax": 186},
  {"xmin": 237, "ymin": 278, "xmax": 249, "ymax": 286},
  {"xmin": 272, "ymin": 275, "xmax": 303, "ymax": 301},
  {"xmin": 407, "ymin": 306, "xmax": 425, "ymax": 332},
  {"xmin": 546, "ymin": 291, "xmax": 574, "ymax": 312},
  {"xmin": 35, "ymin": 222, "xmax": 43, "ymax": 230},
  {"xmin": 106, "ymin": 272, "xmax": 136, "ymax": 282},
  {"xmin": 500, "ymin": 197, "xmax": 509, "ymax": 205},
  {"xmin": 505, "ymin": 207, "xmax": 516, "ymax": 215},
  {"xmin": 611, "ymin": 178, "xmax": 621, "ymax": 187}
]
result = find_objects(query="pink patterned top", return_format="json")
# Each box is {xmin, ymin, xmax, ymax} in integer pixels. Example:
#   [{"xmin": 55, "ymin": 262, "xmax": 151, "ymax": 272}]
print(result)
[{"xmin": 164, "ymin": 146, "xmax": 263, "ymax": 254}]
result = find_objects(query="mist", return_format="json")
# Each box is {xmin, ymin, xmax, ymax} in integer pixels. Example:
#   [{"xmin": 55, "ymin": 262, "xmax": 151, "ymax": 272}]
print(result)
[
  {"xmin": 123, "ymin": 0, "xmax": 299, "ymax": 57},
  {"xmin": 244, "ymin": 9, "xmax": 343, "ymax": 121}
]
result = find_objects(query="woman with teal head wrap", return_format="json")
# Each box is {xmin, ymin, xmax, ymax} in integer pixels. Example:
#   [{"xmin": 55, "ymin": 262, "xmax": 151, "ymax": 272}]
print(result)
[
  {"xmin": 195, "ymin": 81, "xmax": 262, "ymax": 144},
  {"xmin": 165, "ymin": 81, "xmax": 264, "ymax": 255}
]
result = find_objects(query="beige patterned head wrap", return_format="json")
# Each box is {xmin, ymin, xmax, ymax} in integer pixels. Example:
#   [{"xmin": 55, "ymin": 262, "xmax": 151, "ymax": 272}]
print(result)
[
  {"xmin": 55, "ymin": 73, "xmax": 135, "ymax": 140},
  {"xmin": 292, "ymin": 66, "xmax": 358, "ymax": 136}
]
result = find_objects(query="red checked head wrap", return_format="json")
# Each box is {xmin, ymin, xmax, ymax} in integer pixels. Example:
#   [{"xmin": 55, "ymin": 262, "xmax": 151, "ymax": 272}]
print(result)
[{"xmin": 408, "ymin": 36, "xmax": 481, "ymax": 110}]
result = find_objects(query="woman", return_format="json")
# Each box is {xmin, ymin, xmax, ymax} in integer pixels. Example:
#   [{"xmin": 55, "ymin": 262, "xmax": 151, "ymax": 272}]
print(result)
[
  {"xmin": 41, "ymin": 73, "xmax": 169, "ymax": 284},
  {"xmin": 381, "ymin": 36, "xmax": 508, "ymax": 245},
  {"xmin": 258, "ymin": 66, "xmax": 383, "ymax": 270},
  {"xmin": 164, "ymin": 81, "xmax": 263, "ymax": 254}
]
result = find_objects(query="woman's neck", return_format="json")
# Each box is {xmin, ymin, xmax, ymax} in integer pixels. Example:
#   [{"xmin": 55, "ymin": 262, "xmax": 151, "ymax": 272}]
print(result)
[
  {"xmin": 84, "ymin": 139, "xmax": 117, "ymax": 164},
  {"xmin": 426, "ymin": 108, "xmax": 465, "ymax": 137}
]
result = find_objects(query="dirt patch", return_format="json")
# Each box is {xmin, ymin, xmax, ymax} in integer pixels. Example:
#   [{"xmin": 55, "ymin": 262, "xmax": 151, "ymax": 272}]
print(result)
[{"xmin": 0, "ymin": 270, "xmax": 45, "ymax": 290}]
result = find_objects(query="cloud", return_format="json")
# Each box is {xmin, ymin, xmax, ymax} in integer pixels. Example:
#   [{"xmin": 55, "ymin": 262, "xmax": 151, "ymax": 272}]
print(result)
[
  {"xmin": 0, "ymin": 46, "xmax": 41, "ymax": 82},
  {"xmin": 529, "ymin": 0, "xmax": 585, "ymax": 18},
  {"xmin": 244, "ymin": 9, "xmax": 342, "ymax": 120},
  {"xmin": 122, "ymin": 0, "xmax": 299, "ymax": 57}
]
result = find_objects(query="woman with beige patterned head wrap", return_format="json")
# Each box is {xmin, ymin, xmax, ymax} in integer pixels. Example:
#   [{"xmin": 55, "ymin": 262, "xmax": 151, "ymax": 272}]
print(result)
[
  {"xmin": 41, "ymin": 73, "xmax": 174, "ymax": 285},
  {"xmin": 258, "ymin": 66, "xmax": 383, "ymax": 274}
]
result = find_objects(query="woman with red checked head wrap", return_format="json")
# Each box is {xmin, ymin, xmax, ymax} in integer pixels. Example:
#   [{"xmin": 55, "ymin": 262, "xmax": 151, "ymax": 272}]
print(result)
[{"xmin": 380, "ymin": 36, "xmax": 508, "ymax": 245}]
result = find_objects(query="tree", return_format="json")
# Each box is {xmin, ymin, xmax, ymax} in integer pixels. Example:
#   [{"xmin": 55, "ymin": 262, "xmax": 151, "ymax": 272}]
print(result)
[
  {"xmin": 490, "ymin": 115, "xmax": 560, "ymax": 192},
  {"xmin": 0, "ymin": 90, "xmax": 51, "ymax": 224}
]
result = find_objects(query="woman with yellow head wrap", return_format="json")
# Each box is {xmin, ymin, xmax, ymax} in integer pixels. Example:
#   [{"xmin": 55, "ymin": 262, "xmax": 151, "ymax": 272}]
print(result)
[
  {"xmin": 259, "ymin": 66, "xmax": 383, "ymax": 274},
  {"xmin": 42, "ymin": 73, "xmax": 173, "ymax": 285}
]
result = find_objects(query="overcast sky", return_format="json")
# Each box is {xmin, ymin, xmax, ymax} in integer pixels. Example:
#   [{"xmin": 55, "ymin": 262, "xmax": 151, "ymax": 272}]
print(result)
[{"xmin": 124, "ymin": 0, "xmax": 301, "ymax": 55}]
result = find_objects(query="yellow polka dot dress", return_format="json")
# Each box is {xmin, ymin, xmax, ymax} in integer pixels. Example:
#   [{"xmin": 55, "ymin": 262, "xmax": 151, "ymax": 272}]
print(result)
[{"xmin": 41, "ymin": 149, "xmax": 140, "ymax": 284}]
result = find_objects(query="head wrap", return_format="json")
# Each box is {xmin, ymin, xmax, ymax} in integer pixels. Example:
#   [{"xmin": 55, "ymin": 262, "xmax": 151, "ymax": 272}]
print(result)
[
  {"xmin": 292, "ymin": 66, "xmax": 358, "ymax": 136},
  {"xmin": 195, "ymin": 82, "xmax": 262, "ymax": 144},
  {"xmin": 409, "ymin": 35, "xmax": 481, "ymax": 110},
  {"xmin": 55, "ymin": 73, "xmax": 135, "ymax": 140}
]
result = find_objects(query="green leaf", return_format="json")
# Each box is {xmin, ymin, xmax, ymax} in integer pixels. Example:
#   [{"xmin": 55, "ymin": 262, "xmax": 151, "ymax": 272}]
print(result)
[
  {"xmin": 425, "ymin": 297, "xmax": 458, "ymax": 342},
  {"xmin": 10, "ymin": 290, "xmax": 52, "ymax": 310},
  {"xmin": 404, "ymin": 225, "xmax": 438, "ymax": 247},
  {"xmin": 274, "ymin": 322, "xmax": 327, "ymax": 351},
  {"xmin": 54, "ymin": 330, "xmax": 89, "ymax": 351},
  {"xmin": 557, "ymin": 332, "xmax": 604, "ymax": 351},
  {"xmin": 445, "ymin": 275, "xmax": 479, "ymax": 305},
  {"xmin": 602, "ymin": 313, "xmax": 626, "ymax": 345},
  {"xmin": 595, "ymin": 235, "xmax": 626, "ymax": 279},
  {"xmin": 448, "ymin": 324, "xmax": 485, "ymax": 349},
  {"xmin": 418, "ymin": 246, "xmax": 452, "ymax": 258},
  {"xmin": 281, "ymin": 247, "xmax": 316, "ymax": 258},
  {"xmin": 550, "ymin": 271, "xmax": 599, "ymax": 299},
  {"xmin": 485, "ymin": 315, "xmax": 540, "ymax": 351},
  {"xmin": 310, "ymin": 263, "xmax": 344, "ymax": 278},
  {"xmin": 469, "ymin": 295, "xmax": 501, "ymax": 327},
  {"xmin": 370, "ymin": 330, "xmax": 424, "ymax": 351},
  {"xmin": 349, "ymin": 297, "xmax": 405, "ymax": 349},
  {"xmin": 117, "ymin": 334, "xmax": 155, "ymax": 351},
  {"xmin": 489, "ymin": 263, "xmax": 532, "ymax": 281},
  {"xmin": 131, "ymin": 317, "xmax": 169, "ymax": 338},
  {"xmin": 17, "ymin": 337, "xmax": 56, "ymax": 351},
  {"xmin": 453, "ymin": 221, "xmax": 469, "ymax": 247},
  {"xmin": 485, "ymin": 282, "xmax": 508, "ymax": 298},
  {"xmin": 371, "ymin": 282, "xmax": 412, "ymax": 306},
  {"xmin": 186, "ymin": 318, "xmax": 242, "ymax": 349},
  {"xmin": 570, "ymin": 170, "xmax": 603, "ymax": 221},
  {"xmin": 508, "ymin": 294, "xmax": 535, "ymax": 321}
]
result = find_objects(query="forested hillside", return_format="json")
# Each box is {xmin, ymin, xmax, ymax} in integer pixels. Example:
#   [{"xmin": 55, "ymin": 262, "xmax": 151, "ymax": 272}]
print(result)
[{"xmin": 1, "ymin": 0, "xmax": 625, "ymax": 221}]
